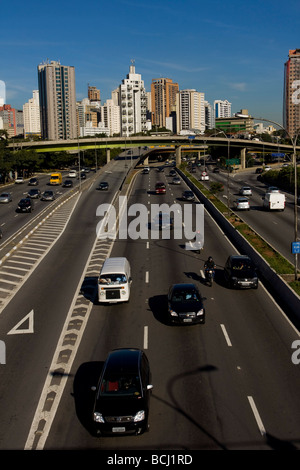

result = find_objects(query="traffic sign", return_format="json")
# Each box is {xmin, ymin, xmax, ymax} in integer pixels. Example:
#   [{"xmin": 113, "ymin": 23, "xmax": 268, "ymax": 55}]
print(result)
[{"xmin": 291, "ymin": 242, "xmax": 300, "ymax": 254}]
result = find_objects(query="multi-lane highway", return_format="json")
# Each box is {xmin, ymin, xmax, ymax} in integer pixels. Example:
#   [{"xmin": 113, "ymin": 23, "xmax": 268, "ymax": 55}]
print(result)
[
  {"xmin": 0, "ymin": 157, "xmax": 300, "ymax": 451},
  {"xmin": 197, "ymin": 163, "xmax": 299, "ymax": 265}
]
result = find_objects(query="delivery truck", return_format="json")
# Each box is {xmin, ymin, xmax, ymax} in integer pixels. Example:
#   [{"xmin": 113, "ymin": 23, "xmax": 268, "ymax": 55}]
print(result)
[{"xmin": 262, "ymin": 192, "xmax": 285, "ymax": 211}]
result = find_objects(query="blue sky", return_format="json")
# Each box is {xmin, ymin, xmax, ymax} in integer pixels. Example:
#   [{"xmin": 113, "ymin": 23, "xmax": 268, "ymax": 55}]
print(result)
[{"xmin": 1, "ymin": 0, "xmax": 300, "ymax": 125}]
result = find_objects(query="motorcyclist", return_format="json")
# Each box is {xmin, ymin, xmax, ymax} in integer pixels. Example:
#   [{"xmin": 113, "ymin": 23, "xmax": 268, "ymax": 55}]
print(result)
[{"xmin": 204, "ymin": 256, "xmax": 216, "ymax": 278}]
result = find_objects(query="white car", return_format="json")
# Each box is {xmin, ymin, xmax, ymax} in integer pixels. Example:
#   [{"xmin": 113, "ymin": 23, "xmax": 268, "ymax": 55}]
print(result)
[
  {"xmin": 267, "ymin": 186, "xmax": 280, "ymax": 193},
  {"xmin": 200, "ymin": 171, "xmax": 209, "ymax": 181},
  {"xmin": 234, "ymin": 197, "xmax": 250, "ymax": 210},
  {"xmin": 68, "ymin": 170, "xmax": 77, "ymax": 178},
  {"xmin": 239, "ymin": 186, "xmax": 252, "ymax": 196},
  {"xmin": 15, "ymin": 176, "xmax": 24, "ymax": 184},
  {"xmin": 264, "ymin": 166, "xmax": 272, "ymax": 171}
]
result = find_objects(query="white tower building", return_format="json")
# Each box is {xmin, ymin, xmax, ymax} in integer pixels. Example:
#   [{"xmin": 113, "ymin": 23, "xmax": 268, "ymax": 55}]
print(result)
[
  {"xmin": 119, "ymin": 61, "xmax": 147, "ymax": 137},
  {"xmin": 214, "ymin": 99, "xmax": 232, "ymax": 118},
  {"xmin": 23, "ymin": 90, "xmax": 41, "ymax": 137}
]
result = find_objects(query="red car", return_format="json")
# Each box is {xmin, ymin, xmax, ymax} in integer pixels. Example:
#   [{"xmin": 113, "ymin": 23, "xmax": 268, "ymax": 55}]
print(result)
[{"xmin": 155, "ymin": 182, "xmax": 166, "ymax": 194}]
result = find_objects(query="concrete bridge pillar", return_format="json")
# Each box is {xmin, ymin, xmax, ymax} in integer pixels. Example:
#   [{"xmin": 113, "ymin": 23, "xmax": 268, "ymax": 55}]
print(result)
[
  {"xmin": 144, "ymin": 156, "xmax": 149, "ymax": 165},
  {"xmin": 175, "ymin": 145, "xmax": 181, "ymax": 166},
  {"xmin": 106, "ymin": 148, "xmax": 110, "ymax": 163},
  {"xmin": 240, "ymin": 147, "xmax": 246, "ymax": 169}
]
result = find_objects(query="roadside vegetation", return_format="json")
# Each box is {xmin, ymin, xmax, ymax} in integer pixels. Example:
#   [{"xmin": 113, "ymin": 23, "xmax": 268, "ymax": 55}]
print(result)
[
  {"xmin": 182, "ymin": 167, "xmax": 300, "ymax": 296},
  {"xmin": 0, "ymin": 132, "xmax": 121, "ymax": 184}
]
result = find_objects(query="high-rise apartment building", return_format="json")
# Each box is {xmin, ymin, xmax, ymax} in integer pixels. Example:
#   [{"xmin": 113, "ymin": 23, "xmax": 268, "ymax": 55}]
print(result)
[
  {"xmin": 101, "ymin": 98, "xmax": 120, "ymax": 136},
  {"xmin": 151, "ymin": 78, "xmax": 179, "ymax": 128},
  {"xmin": 176, "ymin": 89, "xmax": 205, "ymax": 134},
  {"xmin": 119, "ymin": 62, "xmax": 147, "ymax": 137},
  {"xmin": 284, "ymin": 49, "xmax": 300, "ymax": 138},
  {"xmin": 214, "ymin": 99, "xmax": 231, "ymax": 118},
  {"xmin": 23, "ymin": 90, "xmax": 41, "ymax": 137},
  {"xmin": 37, "ymin": 60, "xmax": 77, "ymax": 140}
]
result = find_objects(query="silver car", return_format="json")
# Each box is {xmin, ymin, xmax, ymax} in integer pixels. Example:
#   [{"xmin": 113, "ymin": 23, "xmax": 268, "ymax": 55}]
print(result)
[
  {"xmin": 239, "ymin": 186, "xmax": 252, "ymax": 196},
  {"xmin": 0, "ymin": 192, "xmax": 12, "ymax": 203},
  {"xmin": 41, "ymin": 190, "xmax": 55, "ymax": 201},
  {"xmin": 234, "ymin": 197, "xmax": 250, "ymax": 210}
]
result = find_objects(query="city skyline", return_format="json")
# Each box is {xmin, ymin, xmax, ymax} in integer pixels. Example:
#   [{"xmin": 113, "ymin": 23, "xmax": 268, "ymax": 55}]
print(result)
[{"xmin": 1, "ymin": 0, "xmax": 300, "ymax": 126}]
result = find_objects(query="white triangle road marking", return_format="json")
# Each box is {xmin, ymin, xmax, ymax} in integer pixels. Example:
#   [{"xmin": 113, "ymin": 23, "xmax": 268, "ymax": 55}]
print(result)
[{"xmin": 7, "ymin": 310, "xmax": 34, "ymax": 335}]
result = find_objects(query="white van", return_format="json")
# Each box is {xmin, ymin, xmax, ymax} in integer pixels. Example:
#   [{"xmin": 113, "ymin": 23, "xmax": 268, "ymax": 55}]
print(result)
[
  {"xmin": 262, "ymin": 192, "xmax": 285, "ymax": 211},
  {"xmin": 98, "ymin": 257, "xmax": 132, "ymax": 303}
]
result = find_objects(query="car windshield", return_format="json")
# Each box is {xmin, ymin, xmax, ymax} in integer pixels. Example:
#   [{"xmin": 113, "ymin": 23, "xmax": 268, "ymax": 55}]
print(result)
[
  {"xmin": 100, "ymin": 374, "xmax": 141, "ymax": 397},
  {"xmin": 172, "ymin": 289, "xmax": 200, "ymax": 302},
  {"xmin": 232, "ymin": 261, "xmax": 253, "ymax": 271},
  {"xmin": 99, "ymin": 274, "xmax": 127, "ymax": 284}
]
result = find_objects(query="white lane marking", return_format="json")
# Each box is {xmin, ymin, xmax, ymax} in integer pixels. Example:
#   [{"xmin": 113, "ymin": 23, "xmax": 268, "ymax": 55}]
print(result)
[
  {"xmin": 221, "ymin": 324, "xmax": 232, "ymax": 346},
  {"xmin": 248, "ymin": 396, "xmax": 266, "ymax": 436},
  {"xmin": 144, "ymin": 326, "xmax": 148, "ymax": 349},
  {"xmin": 8, "ymin": 310, "xmax": 34, "ymax": 335},
  {"xmin": 146, "ymin": 241, "xmax": 149, "ymax": 249},
  {"xmin": 145, "ymin": 271, "xmax": 149, "ymax": 283}
]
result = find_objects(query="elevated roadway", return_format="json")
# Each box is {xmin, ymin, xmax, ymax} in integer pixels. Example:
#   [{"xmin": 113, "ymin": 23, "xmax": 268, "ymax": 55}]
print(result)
[{"xmin": 8, "ymin": 136, "xmax": 299, "ymax": 170}]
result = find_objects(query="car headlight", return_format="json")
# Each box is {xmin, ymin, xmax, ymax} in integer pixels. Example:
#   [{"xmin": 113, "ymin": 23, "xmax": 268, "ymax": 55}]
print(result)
[
  {"xmin": 93, "ymin": 412, "xmax": 105, "ymax": 423},
  {"xmin": 196, "ymin": 309, "xmax": 204, "ymax": 316},
  {"xmin": 134, "ymin": 410, "xmax": 145, "ymax": 422},
  {"xmin": 169, "ymin": 309, "xmax": 178, "ymax": 317}
]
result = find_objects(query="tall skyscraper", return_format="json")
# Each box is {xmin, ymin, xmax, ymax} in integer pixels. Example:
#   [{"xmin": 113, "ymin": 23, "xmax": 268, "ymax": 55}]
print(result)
[
  {"xmin": 119, "ymin": 61, "xmax": 147, "ymax": 137},
  {"xmin": 0, "ymin": 80, "xmax": 6, "ymax": 106},
  {"xmin": 37, "ymin": 60, "xmax": 77, "ymax": 140},
  {"xmin": 151, "ymin": 78, "xmax": 179, "ymax": 128},
  {"xmin": 284, "ymin": 49, "xmax": 300, "ymax": 138}
]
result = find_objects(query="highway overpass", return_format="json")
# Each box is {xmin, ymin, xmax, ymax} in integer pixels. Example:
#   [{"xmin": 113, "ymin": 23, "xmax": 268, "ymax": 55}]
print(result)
[{"xmin": 8, "ymin": 135, "xmax": 299, "ymax": 169}]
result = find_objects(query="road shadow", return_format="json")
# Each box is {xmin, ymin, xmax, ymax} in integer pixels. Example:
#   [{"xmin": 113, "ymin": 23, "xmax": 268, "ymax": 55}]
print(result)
[
  {"xmin": 148, "ymin": 295, "xmax": 169, "ymax": 325},
  {"xmin": 80, "ymin": 276, "xmax": 98, "ymax": 303},
  {"xmin": 73, "ymin": 361, "xmax": 105, "ymax": 436}
]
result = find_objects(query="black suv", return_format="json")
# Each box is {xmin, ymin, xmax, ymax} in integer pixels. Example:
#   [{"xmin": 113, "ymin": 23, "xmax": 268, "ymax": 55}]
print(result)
[
  {"xmin": 92, "ymin": 348, "xmax": 153, "ymax": 436},
  {"xmin": 224, "ymin": 255, "xmax": 258, "ymax": 289},
  {"xmin": 17, "ymin": 198, "xmax": 34, "ymax": 213}
]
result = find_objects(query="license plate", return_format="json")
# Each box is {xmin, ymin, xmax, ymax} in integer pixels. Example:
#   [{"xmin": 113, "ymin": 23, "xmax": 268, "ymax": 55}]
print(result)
[
  {"xmin": 112, "ymin": 427, "xmax": 126, "ymax": 433},
  {"xmin": 183, "ymin": 318, "xmax": 192, "ymax": 322}
]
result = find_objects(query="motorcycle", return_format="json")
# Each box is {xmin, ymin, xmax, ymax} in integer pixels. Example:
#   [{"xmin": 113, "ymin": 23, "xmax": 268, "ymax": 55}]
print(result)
[{"xmin": 205, "ymin": 269, "xmax": 214, "ymax": 286}]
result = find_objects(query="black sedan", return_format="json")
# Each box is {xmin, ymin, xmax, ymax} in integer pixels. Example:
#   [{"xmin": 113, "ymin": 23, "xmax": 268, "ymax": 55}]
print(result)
[
  {"xmin": 97, "ymin": 182, "xmax": 109, "ymax": 190},
  {"xmin": 27, "ymin": 188, "xmax": 41, "ymax": 199},
  {"xmin": 28, "ymin": 177, "xmax": 39, "ymax": 186},
  {"xmin": 182, "ymin": 190, "xmax": 195, "ymax": 202},
  {"xmin": 224, "ymin": 255, "xmax": 258, "ymax": 289},
  {"xmin": 167, "ymin": 283, "xmax": 205, "ymax": 324},
  {"xmin": 92, "ymin": 348, "xmax": 153, "ymax": 436},
  {"xmin": 62, "ymin": 179, "xmax": 73, "ymax": 188},
  {"xmin": 17, "ymin": 198, "xmax": 34, "ymax": 213}
]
